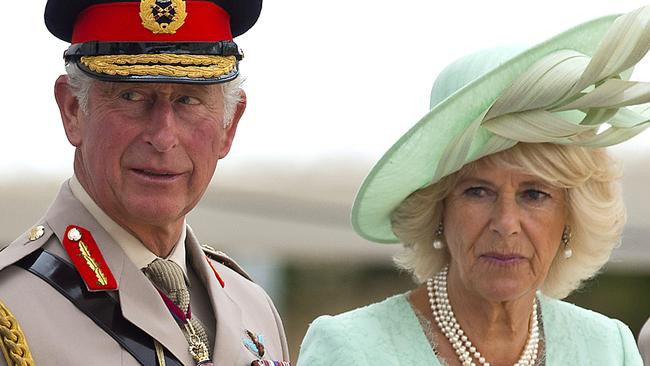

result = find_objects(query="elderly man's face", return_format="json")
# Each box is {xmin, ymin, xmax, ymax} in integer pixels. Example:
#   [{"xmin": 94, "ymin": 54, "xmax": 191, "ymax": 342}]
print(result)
[
  {"xmin": 442, "ymin": 160, "xmax": 567, "ymax": 303},
  {"xmin": 56, "ymin": 78, "xmax": 244, "ymax": 231}
]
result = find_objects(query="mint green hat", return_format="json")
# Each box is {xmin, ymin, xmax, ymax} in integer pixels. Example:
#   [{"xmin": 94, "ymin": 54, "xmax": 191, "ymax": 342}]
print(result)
[{"xmin": 352, "ymin": 7, "xmax": 650, "ymax": 244}]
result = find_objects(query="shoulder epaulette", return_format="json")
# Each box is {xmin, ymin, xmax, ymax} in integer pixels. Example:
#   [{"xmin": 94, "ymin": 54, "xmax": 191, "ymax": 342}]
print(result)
[
  {"xmin": 0, "ymin": 300, "xmax": 35, "ymax": 366},
  {"xmin": 0, "ymin": 223, "xmax": 54, "ymax": 272},
  {"xmin": 200, "ymin": 245, "xmax": 253, "ymax": 282}
]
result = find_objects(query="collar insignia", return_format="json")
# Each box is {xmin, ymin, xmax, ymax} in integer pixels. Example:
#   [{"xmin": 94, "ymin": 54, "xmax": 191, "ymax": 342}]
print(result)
[{"xmin": 63, "ymin": 225, "xmax": 118, "ymax": 291}]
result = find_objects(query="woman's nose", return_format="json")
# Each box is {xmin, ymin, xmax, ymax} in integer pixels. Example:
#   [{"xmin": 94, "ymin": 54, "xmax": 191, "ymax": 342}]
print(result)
[{"xmin": 489, "ymin": 195, "xmax": 522, "ymax": 237}]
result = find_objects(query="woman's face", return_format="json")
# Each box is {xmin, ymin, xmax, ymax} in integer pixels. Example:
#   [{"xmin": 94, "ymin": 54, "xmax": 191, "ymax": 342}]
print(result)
[{"xmin": 443, "ymin": 160, "xmax": 567, "ymax": 302}]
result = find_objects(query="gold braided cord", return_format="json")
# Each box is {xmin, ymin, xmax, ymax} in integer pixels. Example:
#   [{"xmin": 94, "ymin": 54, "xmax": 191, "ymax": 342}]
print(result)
[
  {"xmin": 80, "ymin": 54, "xmax": 237, "ymax": 78},
  {"xmin": 434, "ymin": 5, "xmax": 650, "ymax": 181},
  {"xmin": 154, "ymin": 340, "xmax": 166, "ymax": 366},
  {"xmin": 0, "ymin": 301, "xmax": 34, "ymax": 366}
]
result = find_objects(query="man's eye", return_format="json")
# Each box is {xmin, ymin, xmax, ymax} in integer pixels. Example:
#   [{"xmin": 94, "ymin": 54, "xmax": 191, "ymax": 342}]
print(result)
[
  {"xmin": 120, "ymin": 91, "xmax": 145, "ymax": 101},
  {"xmin": 177, "ymin": 96, "xmax": 201, "ymax": 105}
]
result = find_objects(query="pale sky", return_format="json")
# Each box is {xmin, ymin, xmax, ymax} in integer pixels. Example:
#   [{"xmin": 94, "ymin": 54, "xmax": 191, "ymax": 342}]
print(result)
[{"xmin": 1, "ymin": 0, "xmax": 649, "ymax": 180}]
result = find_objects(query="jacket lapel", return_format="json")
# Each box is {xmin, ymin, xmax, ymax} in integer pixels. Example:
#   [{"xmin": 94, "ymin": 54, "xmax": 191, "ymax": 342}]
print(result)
[
  {"xmin": 186, "ymin": 226, "xmax": 248, "ymax": 365},
  {"xmin": 45, "ymin": 181, "xmax": 195, "ymax": 366},
  {"xmin": 118, "ymin": 255, "xmax": 196, "ymax": 365}
]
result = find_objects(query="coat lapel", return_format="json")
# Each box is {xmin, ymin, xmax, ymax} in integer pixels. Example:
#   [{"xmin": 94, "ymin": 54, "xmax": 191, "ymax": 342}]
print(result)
[
  {"xmin": 45, "ymin": 181, "xmax": 195, "ymax": 366},
  {"xmin": 118, "ymin": 255, "xmax": 196, "ymax": 365},
  {"xmin": 186, "ymin": 226, "xmax": 249, "ymax": 365}
]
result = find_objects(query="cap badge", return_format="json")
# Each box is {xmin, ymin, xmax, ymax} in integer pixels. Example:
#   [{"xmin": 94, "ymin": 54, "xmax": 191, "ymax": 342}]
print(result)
[{"xmin": 140, "ymin": 0, "xmax": 187, "ymax": 34}]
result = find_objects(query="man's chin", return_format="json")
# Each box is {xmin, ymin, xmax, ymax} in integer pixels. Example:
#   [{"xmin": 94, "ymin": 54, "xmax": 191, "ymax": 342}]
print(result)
[{"xmin": 119, "ymin": 200, "xmax": 189, "ymax": 228}]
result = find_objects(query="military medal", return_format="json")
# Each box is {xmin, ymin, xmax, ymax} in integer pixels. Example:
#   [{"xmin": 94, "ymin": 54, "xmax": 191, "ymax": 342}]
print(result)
[
  {"xmin": 244, "ymin": 330, "xmax": 290, "ymax": 366},
  {"xmin": 250, "ymin": 361, "xmax": 291, "ymax": 366},
  {"xmin": 157, "ymin": 289, "xmax": 212, "ymax": 366},
  {"xmin": 243, "ymin": 330, "xmax": 265, "ymax": 358}
]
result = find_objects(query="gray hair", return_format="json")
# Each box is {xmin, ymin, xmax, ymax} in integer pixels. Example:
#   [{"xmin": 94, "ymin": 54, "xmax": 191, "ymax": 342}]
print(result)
[{"xmin": 65, "ymin": 63, "xmax": 243, "ymax": 126}]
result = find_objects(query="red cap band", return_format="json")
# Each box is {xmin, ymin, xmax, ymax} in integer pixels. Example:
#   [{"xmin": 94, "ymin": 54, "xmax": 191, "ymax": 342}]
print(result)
[{"xmin": 72, "ymin": 1, "xmax": 232, "ymax": 44}]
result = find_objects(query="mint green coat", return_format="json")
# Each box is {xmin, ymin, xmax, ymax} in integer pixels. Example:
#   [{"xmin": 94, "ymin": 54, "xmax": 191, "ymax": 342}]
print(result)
[{"xmin": 297, "ymin": 294, "xmax": 642, "ymax": 365}]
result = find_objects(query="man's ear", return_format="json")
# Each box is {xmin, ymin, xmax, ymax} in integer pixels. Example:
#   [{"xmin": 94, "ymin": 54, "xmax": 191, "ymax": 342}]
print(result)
[
  {"xmin": 54, "ymin": 75, "xmax": 84, "ymax": 147},
  {"xmin": 217, "ymin": 89, "xmax": 247, "ymax": 159}
]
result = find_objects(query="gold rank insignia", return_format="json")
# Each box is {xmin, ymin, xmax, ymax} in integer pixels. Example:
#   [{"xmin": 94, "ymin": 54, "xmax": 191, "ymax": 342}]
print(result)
[
  {"xmin": 63, "ymin": 225, "xmax": 118, "ymax": 291},
  {"xmin": 140, "ymin": 0, "xmax": 187, "ymax": 34}
]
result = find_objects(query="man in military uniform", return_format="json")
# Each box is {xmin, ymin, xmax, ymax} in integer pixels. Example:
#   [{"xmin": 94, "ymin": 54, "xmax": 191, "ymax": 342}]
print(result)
[{"xmin": 0, "ymin": 1, "xmax": 290, "ymax": 365}]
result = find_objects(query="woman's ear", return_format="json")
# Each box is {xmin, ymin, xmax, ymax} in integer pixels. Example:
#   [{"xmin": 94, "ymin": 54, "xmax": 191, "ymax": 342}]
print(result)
[{"xmin": 54, "ymin": 75, "xmax": 84, "ymax": 147}]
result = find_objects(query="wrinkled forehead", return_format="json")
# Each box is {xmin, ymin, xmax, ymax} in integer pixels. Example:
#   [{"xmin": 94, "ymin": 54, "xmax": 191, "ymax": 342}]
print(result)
[
  {"xmin": 457, "ymin": 158, "xmax": 549, "ymax": 184},
  {"xmin": 92, "ymin": 79, "xmax": 225, "ymax": 97}
]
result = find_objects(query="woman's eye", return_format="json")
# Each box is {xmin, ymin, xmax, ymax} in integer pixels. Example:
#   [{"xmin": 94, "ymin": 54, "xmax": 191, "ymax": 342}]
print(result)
[
  {"xmin": 521, "ymin": 189, "xmax": 550, "ymax": 202},
  {"xmin": 177, "ymin": 96, "xmax": 201, "ymax": 105},
  {"xmin": 463, "ymin": 187, "xmax": 489, "ymax": 198},
  {"xmin": 120, "ymin": 91, "xmax": 145, "ymax": 101}
]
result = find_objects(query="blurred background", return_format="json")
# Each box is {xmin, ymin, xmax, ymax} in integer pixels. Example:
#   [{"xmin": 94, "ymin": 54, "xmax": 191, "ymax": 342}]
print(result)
[{"xmin": 1, "ymin": 0, "xmax": 649, "ymax": 361}]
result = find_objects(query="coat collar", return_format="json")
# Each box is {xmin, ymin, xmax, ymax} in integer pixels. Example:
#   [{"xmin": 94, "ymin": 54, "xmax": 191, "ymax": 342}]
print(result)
[
  {"xmin": 44, "ymin": 181, "xmax": 195, "ymax": 365},
  {"xmin": 15, "ymin": 180, "xmax": 252, "ymax": 365},
  {"xmin": 186, "ymin": 226, "xmax": 248, "ymax": 365}
]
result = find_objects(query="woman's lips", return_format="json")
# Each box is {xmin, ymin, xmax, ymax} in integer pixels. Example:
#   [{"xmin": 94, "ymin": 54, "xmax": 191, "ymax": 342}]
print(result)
[{"xmin": 480, "ymin": 253, "xmax": 526, "ymax": 264}]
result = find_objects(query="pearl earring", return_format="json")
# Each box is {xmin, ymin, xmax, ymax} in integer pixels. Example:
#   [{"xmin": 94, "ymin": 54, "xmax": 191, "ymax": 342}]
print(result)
[
  {"xmin": 432, "ymin": 222, "xmax": 444, "ymax": 250},
  {"xmin": 562, "ymin": 226, "xmax": 572, "ymax": 259}
]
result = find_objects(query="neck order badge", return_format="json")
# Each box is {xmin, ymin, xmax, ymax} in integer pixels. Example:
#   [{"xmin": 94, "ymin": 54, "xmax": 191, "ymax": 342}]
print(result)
[{"xmin": 158, "ymin": 290, "xmax": 212, "ymax": 365}]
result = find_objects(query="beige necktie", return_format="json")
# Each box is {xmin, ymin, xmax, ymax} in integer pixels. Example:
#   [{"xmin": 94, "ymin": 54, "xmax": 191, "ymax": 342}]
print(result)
[{"xmin": 145, "ymin": 258, "xmax": 211, "ymax": 362}]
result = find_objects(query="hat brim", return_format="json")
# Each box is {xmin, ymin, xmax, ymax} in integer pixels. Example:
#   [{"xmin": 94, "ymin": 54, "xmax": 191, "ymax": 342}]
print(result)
[
  {"xmin": 75, "ymin": 54, "xmax": 239, "ymax": 84},
  {"xmin": 351, "ymin": 15, "xmax": 619, "ymax": 244},
  {"xmin": 65, "ymin": 41, "xmax": 242, "ymax": 84}
]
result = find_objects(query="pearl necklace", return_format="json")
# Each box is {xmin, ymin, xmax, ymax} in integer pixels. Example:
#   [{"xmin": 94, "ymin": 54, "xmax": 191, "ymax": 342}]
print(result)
[{"xmin": 426, "ymin": 267, "xmax": 540, "ymax": 366}]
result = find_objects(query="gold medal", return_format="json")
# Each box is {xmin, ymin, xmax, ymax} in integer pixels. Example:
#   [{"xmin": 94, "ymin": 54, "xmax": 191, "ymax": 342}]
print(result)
[{"xmin": 184, "ymin": 322, "xmax": 211, "ymax": 365}]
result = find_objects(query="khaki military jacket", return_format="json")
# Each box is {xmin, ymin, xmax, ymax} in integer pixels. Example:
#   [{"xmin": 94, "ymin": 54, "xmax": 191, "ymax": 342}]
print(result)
[
  {"xmin": 640, "ymin": 318, "xmax": 650, "ymax": 365},
  {"xmin": 0, "ymin": 182, "xmax": 289, "ymax": 365}
]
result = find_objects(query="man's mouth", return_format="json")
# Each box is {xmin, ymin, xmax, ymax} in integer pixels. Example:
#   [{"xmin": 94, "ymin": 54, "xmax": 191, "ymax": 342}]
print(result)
[
  {"xmin": 132, "ymin": 169, "xmax": 183, "ymax": 179},
  {"xmin": 137, "ymin": 169, "xmax": 176, "ymax": 176}
]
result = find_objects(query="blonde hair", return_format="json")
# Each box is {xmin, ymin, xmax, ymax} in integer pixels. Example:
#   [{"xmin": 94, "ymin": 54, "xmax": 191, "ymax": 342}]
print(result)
[{"xmin": 391, "ymin": 143, "xmax": 625, "ymax": 299}]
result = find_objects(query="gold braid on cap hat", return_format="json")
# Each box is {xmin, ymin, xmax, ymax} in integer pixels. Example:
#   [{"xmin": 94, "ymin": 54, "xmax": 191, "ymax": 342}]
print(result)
[
  {"xmin": 434, "ymin": 6, "xmax": 650, "ymax": 182},
  {"xmin": 0, "ymin": 300, "xmax": 34, "ymax": 366},
  {"xmin": 80, "ymin": 54, "xmax": 237, "ymax": 78}
]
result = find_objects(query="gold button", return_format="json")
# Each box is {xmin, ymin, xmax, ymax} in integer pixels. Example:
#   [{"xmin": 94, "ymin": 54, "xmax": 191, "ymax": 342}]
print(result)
[
  {"xmin": 67, "ymin": 227, "xmax": 82, "ymax": 242},
  {"xmin": 28, "ymin": 225, "xmax": 45, "ymax": 241}
]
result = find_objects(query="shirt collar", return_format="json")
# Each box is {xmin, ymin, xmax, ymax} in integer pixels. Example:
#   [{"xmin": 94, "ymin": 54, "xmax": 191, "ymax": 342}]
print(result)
[{"xmin": 69, "ymin": 175, "xmax": 188, "ymax": 276}]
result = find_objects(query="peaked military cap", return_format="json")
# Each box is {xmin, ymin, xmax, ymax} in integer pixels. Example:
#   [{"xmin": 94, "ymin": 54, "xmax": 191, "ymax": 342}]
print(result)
[{"xmin": 45, "ymin": 0, "xmax": 262, "ymax": 83}]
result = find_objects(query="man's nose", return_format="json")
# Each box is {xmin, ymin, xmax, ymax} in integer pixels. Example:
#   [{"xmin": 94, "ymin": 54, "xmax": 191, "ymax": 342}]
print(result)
[
  {"xmin": 489, "ymin": 195, "xmax": 522, "ymax": 238},
  {"xmin": 143, "ymin": 100, "xmax": 179, "ymax": 152}
]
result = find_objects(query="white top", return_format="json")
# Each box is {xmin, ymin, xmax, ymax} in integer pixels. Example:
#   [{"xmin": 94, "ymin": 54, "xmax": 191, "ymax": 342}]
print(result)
[{"xmin": 69, "ymin": 176, "xmax": 188, "ymax": 277}]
